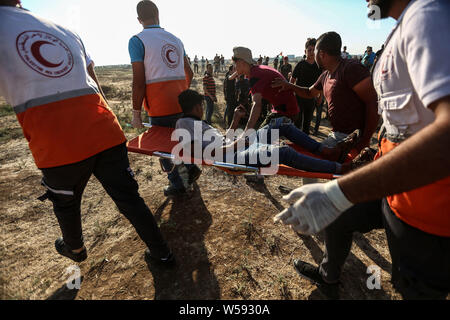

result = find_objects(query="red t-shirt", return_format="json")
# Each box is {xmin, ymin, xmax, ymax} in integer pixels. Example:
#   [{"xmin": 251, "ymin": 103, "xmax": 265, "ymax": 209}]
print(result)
[
  {"xmin": 249, "ymin": 65, "xmax": 299, "ymax": 116},
  {"xmin": 313, "ymin": 59, "xmax": 370, "ymax": 134}
]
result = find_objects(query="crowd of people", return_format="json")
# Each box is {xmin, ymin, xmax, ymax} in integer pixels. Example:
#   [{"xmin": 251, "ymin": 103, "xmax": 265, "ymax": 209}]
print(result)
[{"xmin": 0, "ymin": 0, "xmax": 449, "ymax": 301}]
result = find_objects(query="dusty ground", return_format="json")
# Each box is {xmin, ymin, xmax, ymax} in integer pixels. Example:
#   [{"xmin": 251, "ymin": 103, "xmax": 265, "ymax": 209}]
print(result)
[{"xmin": 0, "ymin": 65, "xmax": 405, "ymax": 300}]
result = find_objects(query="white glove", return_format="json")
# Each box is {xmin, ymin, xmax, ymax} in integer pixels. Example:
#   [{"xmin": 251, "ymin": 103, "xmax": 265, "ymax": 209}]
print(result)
[
  {"xmin": 274, "ymin": 180, "xmax": 353, "ymax": 235},
  {"xmin": 132, "ymin": 110, "xmax": 144, "ymax": 129}
]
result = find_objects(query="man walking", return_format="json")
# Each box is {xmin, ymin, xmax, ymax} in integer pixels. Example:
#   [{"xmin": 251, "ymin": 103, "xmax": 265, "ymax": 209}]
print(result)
[
  {"xmin": 129, "ymin": 0, "xmax": 201, "ymax": 197},
  {"xmin": 0, "ymin": 0, "xmax": 174, "ymax": 265},
  {"xmin": 203, "ymin": 64, "xmax": 217, "ymax": 125}
]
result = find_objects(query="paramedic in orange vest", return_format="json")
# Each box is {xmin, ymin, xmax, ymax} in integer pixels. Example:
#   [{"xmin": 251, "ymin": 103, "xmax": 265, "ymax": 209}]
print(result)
[
  {"xmin": 0, "ymin": 1, "xmax": 174, "ymax": 265},
  {"xmin": 129, "ymin": 0, "xmax": 201, "ymax": 197},
  {"xmin": 274, "ymin": 0, "xmax": 450, "ymax": 299}
]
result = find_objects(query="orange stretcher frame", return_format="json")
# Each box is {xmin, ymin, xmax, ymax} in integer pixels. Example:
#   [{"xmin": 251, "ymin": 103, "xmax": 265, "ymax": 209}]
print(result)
[{"xmin": 127, "ymin": 125, "xmax": 355, "ymax": 180}]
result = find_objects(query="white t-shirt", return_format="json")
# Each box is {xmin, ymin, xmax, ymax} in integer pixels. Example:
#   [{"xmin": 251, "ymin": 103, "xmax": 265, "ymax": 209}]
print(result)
[
  {"xmin": 85, "ymin": 51, "xmax": 94, "ymax": 68},
  {"xmin": 373, "ymin": 0, "xmax": 450, "ymax": 137}
]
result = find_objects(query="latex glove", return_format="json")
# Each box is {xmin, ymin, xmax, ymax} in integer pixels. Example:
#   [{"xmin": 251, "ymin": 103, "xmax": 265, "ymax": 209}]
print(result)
[
  {"xmin": 274, "ymin": 180, "xmax": 354, "ymax": 235},
  {"xmin": 132, "ymin": 110, "xmax": 144, "ymax": 129}
]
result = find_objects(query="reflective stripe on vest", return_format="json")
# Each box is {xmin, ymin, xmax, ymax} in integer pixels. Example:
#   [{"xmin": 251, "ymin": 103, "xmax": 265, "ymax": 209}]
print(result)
[
  {"xmin": 377, "ymin": 138, "xmax": 450, "ymax": 237},
  {"xmin": 136, "ymin": 28, "xmax": 187, "ymax": 117}
]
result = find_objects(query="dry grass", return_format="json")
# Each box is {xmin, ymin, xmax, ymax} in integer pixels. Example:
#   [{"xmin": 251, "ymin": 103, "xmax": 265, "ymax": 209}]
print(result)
[{"xmin": 0, "ymin": 66, "xmax": 407, "ymax": 300}]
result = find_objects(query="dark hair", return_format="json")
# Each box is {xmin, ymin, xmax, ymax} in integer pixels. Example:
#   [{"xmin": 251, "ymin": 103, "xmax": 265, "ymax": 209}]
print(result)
[
  {"xmin": 137, "ymin": 0, "xmax": 158, "ymax": 21},
  {"xmin": 178, "ymin": 90, "xmax": 204, "ymax": 114},
  {"xmin": 316, "ymin": 32, "xmax": 342, "ymax": 57},
  {"xmin": 305, "ymin": 38, "xmax": 317, "ymax": 50}
]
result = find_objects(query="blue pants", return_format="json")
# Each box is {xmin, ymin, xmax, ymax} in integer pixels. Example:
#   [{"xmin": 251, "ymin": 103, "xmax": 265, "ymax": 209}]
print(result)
[
  {"xmin": 149, "ymin": 114, "xmax": 197, "ymax": 190},
  {"xmin": 237, "ymin": 117, "xmax": 338, "ymax": 173}
]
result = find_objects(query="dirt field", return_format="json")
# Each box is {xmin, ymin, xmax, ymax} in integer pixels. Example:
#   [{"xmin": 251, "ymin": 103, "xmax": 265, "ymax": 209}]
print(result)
[{"xmin": 0, "ymin": 65, "xmax": 404, "ymax": 300}]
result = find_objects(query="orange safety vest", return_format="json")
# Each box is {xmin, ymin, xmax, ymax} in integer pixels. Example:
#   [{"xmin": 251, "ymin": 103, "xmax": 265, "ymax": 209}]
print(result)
[
  {"xmin": 16, "ymin": 94, "xmax": 126, "ymax": 169},
  {"xmin": 376, "ymin": 136, "xmax": 450, "ymax": 237},
  {"xmin": 143, "ymin": 80, "xmax": 188, "ymax": 117},
  {"xmin": 135, "ymin": 28, "xmax": 188, "ymax": 117}
]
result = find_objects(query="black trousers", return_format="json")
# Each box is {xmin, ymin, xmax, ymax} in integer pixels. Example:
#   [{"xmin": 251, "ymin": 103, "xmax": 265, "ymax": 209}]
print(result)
[
  {"xmin": 319, "ymin": 198, "xmax": 450, "ymax": 299},
  {"xmin": 40, "ymin": 143, "xmax": 169, "ymax": 258}
]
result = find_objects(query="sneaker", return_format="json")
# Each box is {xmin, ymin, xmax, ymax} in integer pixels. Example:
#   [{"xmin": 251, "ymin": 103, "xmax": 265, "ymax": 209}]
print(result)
[
  {"xmin": 187, "ymin": 166, "xmax": 202, "ymax": 185},
  {"xmin": 293, "ymin": 259, "xmax": 339, "ymax": 299},
  {"xmin": 163, "ymin": 184, "xmax": 186, "ymax": 197},
  {"xmin": 55, "ymin": 238, "xmax": 87, "ymax": 263},
  {"xmin": 144, "ymin": 248, "xmax": 175, "ymax": 266}
]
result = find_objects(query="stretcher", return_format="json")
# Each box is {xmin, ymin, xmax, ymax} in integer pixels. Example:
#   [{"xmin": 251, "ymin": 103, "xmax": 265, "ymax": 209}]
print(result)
[{"xmin": 127, "ymin": 125, "xmax": 355, "ymax": 180}]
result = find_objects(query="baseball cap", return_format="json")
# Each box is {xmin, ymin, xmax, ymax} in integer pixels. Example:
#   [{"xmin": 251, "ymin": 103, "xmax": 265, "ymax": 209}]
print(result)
[{"xmin": 232, "ymin": 47, "xmax": 257, "ymax": 65}]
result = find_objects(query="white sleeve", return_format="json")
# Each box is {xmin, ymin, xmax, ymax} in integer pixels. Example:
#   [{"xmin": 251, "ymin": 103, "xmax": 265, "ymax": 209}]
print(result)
[{"xmin": 403, "ymin": 2, "xmax": 450, "ymax": 108}]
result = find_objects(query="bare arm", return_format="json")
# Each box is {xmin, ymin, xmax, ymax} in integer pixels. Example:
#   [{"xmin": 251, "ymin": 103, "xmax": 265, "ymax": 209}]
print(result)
[
  {"xmin": 272, "ymin": 77, "xmax": 321, "ymax": 99},
  {"xmin": 339, "ymin": 96, "xmax": 450, "ymax": 203},
  {"xmin": 352, "ymin": 76, "xmax": 380, "ymax": 151},
  {"xmin": 244, "ymin": 93, "xmax": 263, "ymax": 131},
  {"xmin": 131, "ymin": 62, "xmax": 146, "ymax": 111},
  {"xmin": 184, "ymin": 56, "xmax": 193, "ymax": 88},
  {"xmin": 87, "ymin": 63, "xmax": 107, "ymax": 101}
]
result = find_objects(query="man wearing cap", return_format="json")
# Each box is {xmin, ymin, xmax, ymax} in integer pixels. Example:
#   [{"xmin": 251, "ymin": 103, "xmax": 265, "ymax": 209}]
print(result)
[
  {"xmin": 129, "ymin": 0, "xmax": 201, "ymax": 197},
  {"xmin": 274, "ymin": 0, "xmax": 450, "ymax": 299},
  {"xmin": 231, "ymin": 46, "xmax": 299, "ymax": 133}
]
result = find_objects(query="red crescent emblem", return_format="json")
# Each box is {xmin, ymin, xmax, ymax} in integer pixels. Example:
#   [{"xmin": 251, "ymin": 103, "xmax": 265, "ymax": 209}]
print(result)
[
  {"xmin": 31, "ymin": 40, "xmax": 63, "ymax": 68},
  {"xmin": 166, "ymin": 49, "xmax": 176, "ymax": 64},
  {"xmin": 16, "ymin": 30, "xmax": 74, "ymax": 78}
]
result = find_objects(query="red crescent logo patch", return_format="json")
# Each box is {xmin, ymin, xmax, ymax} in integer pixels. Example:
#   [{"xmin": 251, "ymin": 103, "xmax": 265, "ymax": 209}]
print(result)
[
  {"xmin": 161, "ymin": 44, "xmax": 180, "ymax": 69},
  {"xmin": 16, "ymin": 30, "xmax": 74, "ymax": 78}
]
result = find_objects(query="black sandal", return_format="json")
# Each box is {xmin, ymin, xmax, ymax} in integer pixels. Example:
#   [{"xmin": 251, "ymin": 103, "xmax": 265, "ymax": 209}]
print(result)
[
  {"xmin": 336, "ymin": 129, "xmax": 361, "ymax": 163},
  {"xmin": 351, "ymin": 147, "xmax": 376, "ymax": 170}
]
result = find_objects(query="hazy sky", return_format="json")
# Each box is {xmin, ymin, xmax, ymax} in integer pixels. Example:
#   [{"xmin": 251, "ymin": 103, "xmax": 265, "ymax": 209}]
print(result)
[{"xmin": 22, "ymin": 0, "xmax": 396, "ymax": 66}]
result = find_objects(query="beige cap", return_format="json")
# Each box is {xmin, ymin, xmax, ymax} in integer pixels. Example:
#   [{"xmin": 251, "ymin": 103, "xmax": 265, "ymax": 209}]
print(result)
[{"xmin": 232, "ymin": 46, "xmax": 256, "ymax": 65}]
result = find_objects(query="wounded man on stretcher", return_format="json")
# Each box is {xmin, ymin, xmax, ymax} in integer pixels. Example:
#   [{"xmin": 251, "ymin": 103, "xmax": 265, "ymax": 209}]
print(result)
[{"xmin": 174, "ymin": 90, "xmax": 372, "ymax": 175}]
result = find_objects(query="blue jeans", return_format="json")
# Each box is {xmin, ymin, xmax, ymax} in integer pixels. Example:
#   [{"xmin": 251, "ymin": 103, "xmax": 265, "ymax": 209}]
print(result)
[
  {"xmin": 236, "ymin": 117, "xmax": 338, "ymax": 174},
  {"xmin": 149, "ymin": 114, "xmax": 197, "ymax": 189},
  {"xmin": 204, "ymin": 96, "xmax": 214, "ymax": 124}
]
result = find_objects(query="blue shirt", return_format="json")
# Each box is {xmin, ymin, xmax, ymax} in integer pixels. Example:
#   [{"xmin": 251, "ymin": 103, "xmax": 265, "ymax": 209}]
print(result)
[
  {"xmin": 128, "ymin": 25, "xmax": 186, "ymax": 63},
  {"xmin": 362, "ymin": 52, "xmax": 376, "ymax": 66}
]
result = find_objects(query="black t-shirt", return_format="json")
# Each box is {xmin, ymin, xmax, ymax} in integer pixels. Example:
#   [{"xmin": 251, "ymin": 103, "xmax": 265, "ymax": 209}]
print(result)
[{"xmin": 292, "ymin": 60, "xmax": 322, "ymax": 88}]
